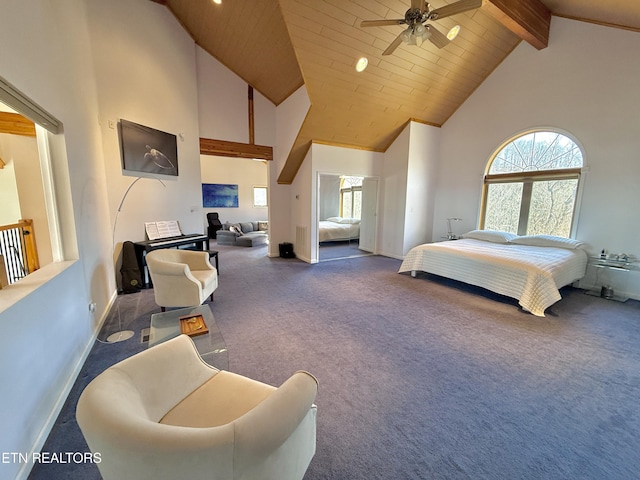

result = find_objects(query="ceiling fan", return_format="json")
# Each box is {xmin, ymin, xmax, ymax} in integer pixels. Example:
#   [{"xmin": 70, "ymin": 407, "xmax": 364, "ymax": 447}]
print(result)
[{"xmin": 361, "ymin": 0, "xmax": 482, "ymax": 55}]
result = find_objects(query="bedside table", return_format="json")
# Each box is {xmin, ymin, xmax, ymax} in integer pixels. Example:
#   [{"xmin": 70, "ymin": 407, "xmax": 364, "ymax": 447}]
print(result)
[{"xmin": 585, "ymin": 256, "xmax": 636, "ymax": 302}]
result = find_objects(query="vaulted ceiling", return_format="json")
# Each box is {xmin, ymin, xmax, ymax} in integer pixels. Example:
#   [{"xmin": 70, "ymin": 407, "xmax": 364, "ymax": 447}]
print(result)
[{"xmin": 154, "ymin": 0, "xmax": 640, "ymax": 183}]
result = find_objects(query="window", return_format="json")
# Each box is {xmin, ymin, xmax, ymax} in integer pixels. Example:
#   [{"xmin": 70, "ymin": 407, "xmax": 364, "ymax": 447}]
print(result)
[
  {"xmin": 253, "ymin": 186, "xmax": 267, "ymax": 207},
  {"xmin": 340, "ymin": 176, "xmax": 363, "ymax": 219},
  {"xmin": 481, "ymin": 130, "xmax": 583, "ymax": 237},
  {"xmin": 0, "ymin": 75, "xmax": 66, "ymax": 292}
]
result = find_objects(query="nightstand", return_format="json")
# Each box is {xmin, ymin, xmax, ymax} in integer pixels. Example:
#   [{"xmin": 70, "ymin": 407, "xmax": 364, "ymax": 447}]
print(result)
[{"xmin": 585, "ymin": 256, "xmax": 636, "ymax": 302}]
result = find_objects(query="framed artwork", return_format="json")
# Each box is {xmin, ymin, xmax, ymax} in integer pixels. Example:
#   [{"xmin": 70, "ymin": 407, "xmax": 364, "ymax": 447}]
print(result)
[
  {"xmin": 202, "ymin": 183, "xmax": 239, "ymax": 208},
  {"xmin": 119, "ymin": 119, "xmax": 178, "ymax": 176}
]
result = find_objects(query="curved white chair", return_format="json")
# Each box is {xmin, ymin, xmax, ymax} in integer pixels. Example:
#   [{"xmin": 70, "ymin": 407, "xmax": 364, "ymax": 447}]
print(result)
[
  {"xmin": 146, "ymin": 249, "xmax": 218, "ymax": 311},
  {"xmin": 76, "ymin": 334, "xmax": 318, "ymax": 480}
]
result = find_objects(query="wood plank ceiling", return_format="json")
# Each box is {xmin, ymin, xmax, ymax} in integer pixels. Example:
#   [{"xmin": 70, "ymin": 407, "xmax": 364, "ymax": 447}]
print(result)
[{"xmin": 157, "ymin": 0, "xmax": 640, "ymax": 184}]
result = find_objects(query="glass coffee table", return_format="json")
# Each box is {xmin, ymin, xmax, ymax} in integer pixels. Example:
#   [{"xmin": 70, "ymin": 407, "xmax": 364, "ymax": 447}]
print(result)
[{"xmin": 149, "ymin": 305, "xmax": 228, "ymax": 370}]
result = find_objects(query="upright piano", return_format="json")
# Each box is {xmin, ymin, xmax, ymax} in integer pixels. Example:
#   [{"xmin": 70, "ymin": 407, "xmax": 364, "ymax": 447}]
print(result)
[{"xmin": 133, "ymin": 233, "xmax": 210, "ymax": 287}]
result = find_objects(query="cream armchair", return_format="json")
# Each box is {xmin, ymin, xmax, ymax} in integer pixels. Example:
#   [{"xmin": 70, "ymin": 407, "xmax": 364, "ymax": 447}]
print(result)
[
  {"xmin": 76, "ymin": 334, "xmax": 318, "ymax": 480},
  {"xmin": 146, "ymin": 249, "xmax": 218, "ymax": 311}
]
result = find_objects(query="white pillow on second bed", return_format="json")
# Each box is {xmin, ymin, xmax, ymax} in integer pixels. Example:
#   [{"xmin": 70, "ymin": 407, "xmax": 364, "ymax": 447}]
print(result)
[
  {"xmin": 325, "ymin": 217, "xmax": 360, "ymax": 224},
  {"xmin": 509, "ymin": 234, "xmax": 585, "ymax": 249},
  {"xmin": 461, "ymin": 229, "xmax": 518, "ymax": 244}
]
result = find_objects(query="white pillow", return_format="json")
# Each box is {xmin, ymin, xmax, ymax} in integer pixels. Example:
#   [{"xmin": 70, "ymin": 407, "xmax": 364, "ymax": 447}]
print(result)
[
  {"xmin": 326, "ymin": 217, "xmax": 342, "ymax": 223},
  {"xmin": 338, "ymin": 217, "xmax": 360, "ymax": 224},
  {"xmin": 461, "ymin": 229, "xmax": 518, "ymax": 244},
  {"xmin": 510, "ymin": 234, "xmax": 584, "ymax": 249}
]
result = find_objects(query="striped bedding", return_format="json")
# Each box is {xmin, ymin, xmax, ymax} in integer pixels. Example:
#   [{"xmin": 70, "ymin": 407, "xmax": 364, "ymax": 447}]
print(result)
[{"xmin": 398, "ymin": 239, "xmax": 588, "ymax": 316}]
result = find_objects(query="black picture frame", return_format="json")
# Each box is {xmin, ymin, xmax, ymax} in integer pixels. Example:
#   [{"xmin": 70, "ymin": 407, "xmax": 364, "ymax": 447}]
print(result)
[{"xmin": 119, "ymin": 119, "xmax": 178, "ymax": 176}]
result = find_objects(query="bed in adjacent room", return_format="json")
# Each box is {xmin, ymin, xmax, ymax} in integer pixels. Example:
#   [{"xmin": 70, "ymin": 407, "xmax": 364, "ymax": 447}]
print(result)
[
  {"xmin": 319, "ymin": 217, "xmax": 361, "ymax": 242},
  {"xmin": 398, "ymin": 230, "xmax": 588, "ymax": 316}
]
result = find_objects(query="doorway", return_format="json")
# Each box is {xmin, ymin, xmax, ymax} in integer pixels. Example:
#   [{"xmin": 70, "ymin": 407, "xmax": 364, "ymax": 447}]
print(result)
[{"xmin": 317, "ymin": 174, "xmax": 378, "ymax": 262}]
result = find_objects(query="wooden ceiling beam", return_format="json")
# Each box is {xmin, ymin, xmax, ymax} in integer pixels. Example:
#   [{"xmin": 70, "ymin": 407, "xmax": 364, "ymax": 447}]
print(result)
[
  {"xmin": 0, "ymin": 112, "xmax": 36, "ymax": 137},
  {"xmin": 200, "ymin": 137, "xmax": 273, "ymax": 161},
  {"xmin": 484, "ymin": 0, "xmax": 551, "ymax": 50}
]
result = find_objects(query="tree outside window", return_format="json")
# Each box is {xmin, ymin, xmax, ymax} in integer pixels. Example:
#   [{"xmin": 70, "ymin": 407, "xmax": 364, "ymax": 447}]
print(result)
[
  {"xmin": 253, "ymin": 186, "xmax": 267, "ymax": 207},
  {"xmin": 482, "ymin": 131, "xmax": 583, "ymax": 238},
  {"xmin": 340, "ymin": 176, "xmax": 363, "ymax": 219}
]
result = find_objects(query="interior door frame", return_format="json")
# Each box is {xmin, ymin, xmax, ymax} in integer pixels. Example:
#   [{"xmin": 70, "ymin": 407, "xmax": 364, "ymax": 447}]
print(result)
[{"xmin": 315, "ymin": 172, "xmax": 379, "ymax": 262}]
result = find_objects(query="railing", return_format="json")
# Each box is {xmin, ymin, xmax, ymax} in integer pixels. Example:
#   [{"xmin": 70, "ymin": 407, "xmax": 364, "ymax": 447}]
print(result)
[{"xmin": 0, "ymin": 219, "xmax": 39, "ymax": 288}]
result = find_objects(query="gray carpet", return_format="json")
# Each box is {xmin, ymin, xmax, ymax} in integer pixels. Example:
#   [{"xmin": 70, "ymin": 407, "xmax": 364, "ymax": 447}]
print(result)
[
  {"xmin": 29, "ymin": 244, "xmax": 640, "ymax": 479},
  {"xmin": 319, "ymin": 240, "xmax": 371, "ymax": 261}
]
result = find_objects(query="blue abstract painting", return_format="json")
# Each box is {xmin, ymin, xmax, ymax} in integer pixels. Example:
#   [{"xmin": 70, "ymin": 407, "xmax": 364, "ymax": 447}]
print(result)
[{"xmin": 202, "ymin": 183, "xmax": 239, "ymax": 208}]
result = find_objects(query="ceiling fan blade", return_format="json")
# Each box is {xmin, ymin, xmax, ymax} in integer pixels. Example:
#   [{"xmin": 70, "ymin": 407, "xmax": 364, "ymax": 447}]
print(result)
[
  {"xmin": 427, "ymin": 25, "xmax": 450, "ymax": 49},
  {"xmin": 429, "ymin": 0, "xmax": 482, "ymax": 20},
  {"xmin": 411, "ymin": 0, "xmax": 426, "ymax": 11},
  {"xmin": 361, "ymin": 19, "xmax": 406, "ymax": 27},
  {"xmin": 383, "ymin": 32, "xmax": 405, "ymax": 56}
]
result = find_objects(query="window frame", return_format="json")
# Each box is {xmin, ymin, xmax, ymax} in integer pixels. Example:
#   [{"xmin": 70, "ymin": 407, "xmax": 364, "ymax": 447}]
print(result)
[
  {"xmin": 252, "ymin": 185, "xmax": 268, "ymax": 208},
  {"xmin": 480, "ymin": 129, "xmax": 585, "ymax": 238},
  {"xmin": 339, "ymin": 177, "xmax": 363, "ymax": 219}
]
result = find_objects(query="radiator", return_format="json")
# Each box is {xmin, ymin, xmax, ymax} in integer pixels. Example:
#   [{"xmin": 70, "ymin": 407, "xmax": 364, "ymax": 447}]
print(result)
[{"xmin": 295, "ymin": 226, "xmax": 308, "ymax": 258}]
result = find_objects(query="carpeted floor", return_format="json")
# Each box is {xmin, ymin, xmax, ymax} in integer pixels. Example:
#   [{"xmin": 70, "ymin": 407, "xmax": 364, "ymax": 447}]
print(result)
[
  {"xmin": 319, "ymin": 240, "xmax": 372, "ymax": 261},
  {"xmin": 28, "ymin": 243, "xmax": 640, "ymax": 479}
]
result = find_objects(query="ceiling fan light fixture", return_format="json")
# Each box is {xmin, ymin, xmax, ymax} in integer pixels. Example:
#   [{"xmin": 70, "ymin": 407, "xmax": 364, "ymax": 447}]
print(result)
[
  {"xmin": 355, "ymin": 57, "xmax": 369, "ymax": 72},
  {"xmin": 447, "ymin": 24, "xmax": 461, "ymax": 41},
  {"xmin": 401, "ymin": 27, "xmax": 413, "ymax": 44}
]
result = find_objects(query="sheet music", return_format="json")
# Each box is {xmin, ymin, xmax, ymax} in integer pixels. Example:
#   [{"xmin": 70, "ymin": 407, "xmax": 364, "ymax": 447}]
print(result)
[{"xmin": 145, "ymin": 221, "xmax": 182, "ymax": 240}]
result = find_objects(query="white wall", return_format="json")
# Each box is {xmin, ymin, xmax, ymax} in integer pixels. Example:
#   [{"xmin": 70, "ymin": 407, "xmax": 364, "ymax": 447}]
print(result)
[
  {"xmin": 0, "ymin": 138, "xmax": 21, "ymax": 224},
  {"xmin": 291, "ymin": 148, "xmax": 314, "ymax": 261},
  {"xmin": 8, "ymin": 134, "xmax": 54, "ymax": 266},
  {"xmin": 201, "ymin": 156, "xmax": 268, "ymax": 223},
  {"xmin": 196, "ymin": 45, "xmax": 275, "ymax": 146},
  {"xmin": 379, "ymin": 125, "xmax": 410, "ymax": 259},
  {"xmin": 271, "ymin": 86, "xmax": 311, "ymax": 257},
  {"xmin": 0, "ymin": 1, "xmax": 208, "ymax": 479},
  {"xmin": 404, "ymin": 122, "xmax": 441, "ymax": 254},
  {"xmin": 88, "ymin": 0, "xmax": 203, "ymax": 256},
  {"xmin": 195, "ymin": 46, "xmax": 272, "ymax": 227},
  {"xmin": 318, "ymin": 174, "xmax": 341, "ymax": 220},
  {"xmin": 0, "ymin": 2, "xmax": 109, "ymax": 479},
  {"xmin": 308, "ymin": 143, "xmax": 382, "ymax": 263},
  {"xmin": 435, "ymin": 17, "xmax": 640, "ymax": 298}
]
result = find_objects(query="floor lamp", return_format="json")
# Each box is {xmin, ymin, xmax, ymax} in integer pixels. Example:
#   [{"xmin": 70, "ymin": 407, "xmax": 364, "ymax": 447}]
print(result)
[{"xmin": 107, "ymin": 176, "xmax": 165, "ymax": 343}]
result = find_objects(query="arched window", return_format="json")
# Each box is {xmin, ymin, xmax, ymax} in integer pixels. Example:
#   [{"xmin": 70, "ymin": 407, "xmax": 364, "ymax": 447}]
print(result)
[
  {"xmin": 481, "ymin": 130, "xmax": 583, "ymax": 238},
  {"xmin": 340, "ymin": 176, "xmax": 363, "ymax": 219}
]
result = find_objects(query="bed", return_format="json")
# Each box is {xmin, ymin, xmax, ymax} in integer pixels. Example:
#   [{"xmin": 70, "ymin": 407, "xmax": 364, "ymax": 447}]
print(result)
[
  {"xmin": 319, "ymin": 217, "xmax": 360, "ymax": 242},
  {"xmin": 398, "ymin": 230, "xmax": 588, "ymax": 316}
]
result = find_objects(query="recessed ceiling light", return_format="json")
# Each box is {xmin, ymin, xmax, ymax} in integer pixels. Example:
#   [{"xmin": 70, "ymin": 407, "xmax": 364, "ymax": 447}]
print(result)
[
  {"xmin": 447, "ymin": 25, "xmax": 461, "ymax": 41},
  {"xmin": 212, "ymin": 0, "xmax": 222, "ymax": 4},
  {"xmin": 355, "ymin": 57, "xmax": 368, "ymax": 72}
]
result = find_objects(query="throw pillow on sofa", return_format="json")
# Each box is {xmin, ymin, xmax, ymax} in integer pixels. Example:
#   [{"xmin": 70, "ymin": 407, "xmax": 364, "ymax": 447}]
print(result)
[{"xmin": 229, "ymin": 225, "xmax": 243, "ymax": 236}]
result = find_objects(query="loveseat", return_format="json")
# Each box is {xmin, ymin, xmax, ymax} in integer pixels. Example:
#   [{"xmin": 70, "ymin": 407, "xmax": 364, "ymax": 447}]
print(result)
[{"xmin": 216, "ymin": 221, "xmax": 268, "ymax": 247}]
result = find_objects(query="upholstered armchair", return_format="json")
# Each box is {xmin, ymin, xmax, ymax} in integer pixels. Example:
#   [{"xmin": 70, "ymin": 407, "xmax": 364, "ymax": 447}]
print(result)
[
  {"xmin": 146, "ymin": 249, "xmax": 218, "ymax": 311},
  {"xmin": 76, "ymin": 334, "xmax": 318, "ymax": 480}
]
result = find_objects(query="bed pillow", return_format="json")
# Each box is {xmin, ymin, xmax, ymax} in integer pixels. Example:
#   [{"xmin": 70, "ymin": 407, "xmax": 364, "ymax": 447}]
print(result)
[
  {"xmin": 337, "ymin": 217, "xmax": 360, "ymax": 224},
  {"xmin": 229, "ymin": 224, "xmax": 243, "ymax": 236},
  {"xmin": 461, "ymin": 229, "xmax": 518, "ymax": 244},
  {"xmin": 510, "ymin": 234, "xmax": 585, "ymax": 249},
  {"xmin": 326, "ymin": 217, "xmax": 342, "ymax": 223}
]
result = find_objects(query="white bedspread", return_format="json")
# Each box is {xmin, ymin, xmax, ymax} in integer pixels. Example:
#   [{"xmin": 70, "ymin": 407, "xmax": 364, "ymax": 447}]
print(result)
[
  {"xmin": 398, "ymin": 239, "xmax": 588, "ymax": 316},
  {"xmin": 319, "ymin": 221, "xmax": 360, "ymax": 242}
]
